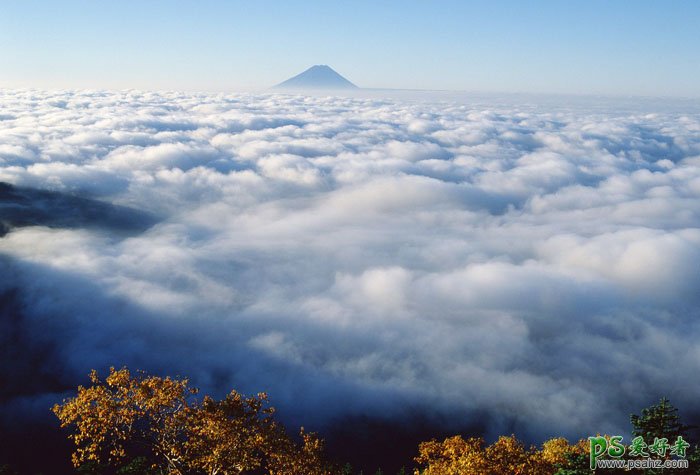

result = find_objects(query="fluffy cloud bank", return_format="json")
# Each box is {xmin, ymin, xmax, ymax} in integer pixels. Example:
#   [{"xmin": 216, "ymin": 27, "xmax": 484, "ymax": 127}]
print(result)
[{"xmin": 1, "ymin": 89, "xmax": 700, "ymax": 443}]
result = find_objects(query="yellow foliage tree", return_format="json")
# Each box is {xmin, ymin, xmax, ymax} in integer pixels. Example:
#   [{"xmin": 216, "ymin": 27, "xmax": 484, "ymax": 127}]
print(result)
[
  {"xmin": 414, "ymin": 435, "xmax": 489, "ymax": 474},
  {"xmin": 539, "ymin": 437, "xmax": 573, "ymax": 466},
  {"xmin": 52, "ymin": 367, "xmax": 331, "ymax": 475},
  {"xmin": 485, "ymin": 435, "xmax": 547, "ymax": 474},
  {"xmin": 415, "ymin": 434, "xmax": 588, "ymax": 475},
  {"xmin": 539, "ymin": 436, "xmax": 589, "ymax": 468}
]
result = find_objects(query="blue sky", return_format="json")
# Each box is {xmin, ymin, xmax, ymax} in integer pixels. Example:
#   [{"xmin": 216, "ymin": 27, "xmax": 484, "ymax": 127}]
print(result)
[{"xmin": 1, "ymin": 0, "xmax": 699, "ymax": 96}]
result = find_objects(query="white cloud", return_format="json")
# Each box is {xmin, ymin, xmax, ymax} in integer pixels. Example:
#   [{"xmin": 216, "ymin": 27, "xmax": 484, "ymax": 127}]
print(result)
[{"xmin": 1, "ymin": 89, "xmax": 699, "ymax": 442}]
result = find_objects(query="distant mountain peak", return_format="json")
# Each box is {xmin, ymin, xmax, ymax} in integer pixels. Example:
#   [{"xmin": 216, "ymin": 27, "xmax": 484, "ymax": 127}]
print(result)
[{"xmin": 274, "ymin": 65, "xmax": 358, "ymax": 90}]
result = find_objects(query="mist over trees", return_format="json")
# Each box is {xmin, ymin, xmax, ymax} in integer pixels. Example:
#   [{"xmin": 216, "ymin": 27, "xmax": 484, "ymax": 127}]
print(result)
[{"xmin": 22, "ymin": 368, "xmax": 693, "ymax": 475}]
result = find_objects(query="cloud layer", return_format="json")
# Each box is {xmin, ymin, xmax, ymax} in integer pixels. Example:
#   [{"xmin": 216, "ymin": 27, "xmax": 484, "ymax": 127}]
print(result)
[{"xmin": 1, "ymin": 89, "xmax": 700, "ymax": 442}]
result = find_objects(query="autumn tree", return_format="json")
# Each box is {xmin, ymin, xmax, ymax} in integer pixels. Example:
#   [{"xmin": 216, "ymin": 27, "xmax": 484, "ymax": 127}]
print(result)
[
  {"xmin": 414, "ymin": 434, "xmax": 591, "ymax": 475},
  {"xmin": 486, "ymin": 435, "xmax": 549, "ymax": 474},
  {"xmin": 413, "ymin": 398, "xmax": 698, "ymax": 475},
  {"xmin": 180, "ymin": 391, "xmax": 277, "ymax": 474},
  {"xmin": 53, "ymin": 367, "xmax": 332, "ymax": 475},
  {"xmin": 266, "ymin": 427, "xmax": 332, "ymax": 475},
  {"xmin": 414, "ymin": 435, "xmax": 488, "ymax": 474}
]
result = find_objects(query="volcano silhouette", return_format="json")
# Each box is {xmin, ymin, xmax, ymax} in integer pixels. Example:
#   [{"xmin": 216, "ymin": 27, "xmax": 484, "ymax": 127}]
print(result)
[{"xmin": 274, "ymin": 65, "xmax": 358, "ymax": 90}]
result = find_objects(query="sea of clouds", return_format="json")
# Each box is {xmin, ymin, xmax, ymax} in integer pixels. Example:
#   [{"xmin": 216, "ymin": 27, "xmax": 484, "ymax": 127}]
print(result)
[{"xmin": 1, "ymin": 89, "xmax": 699, "ymax": 442}]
